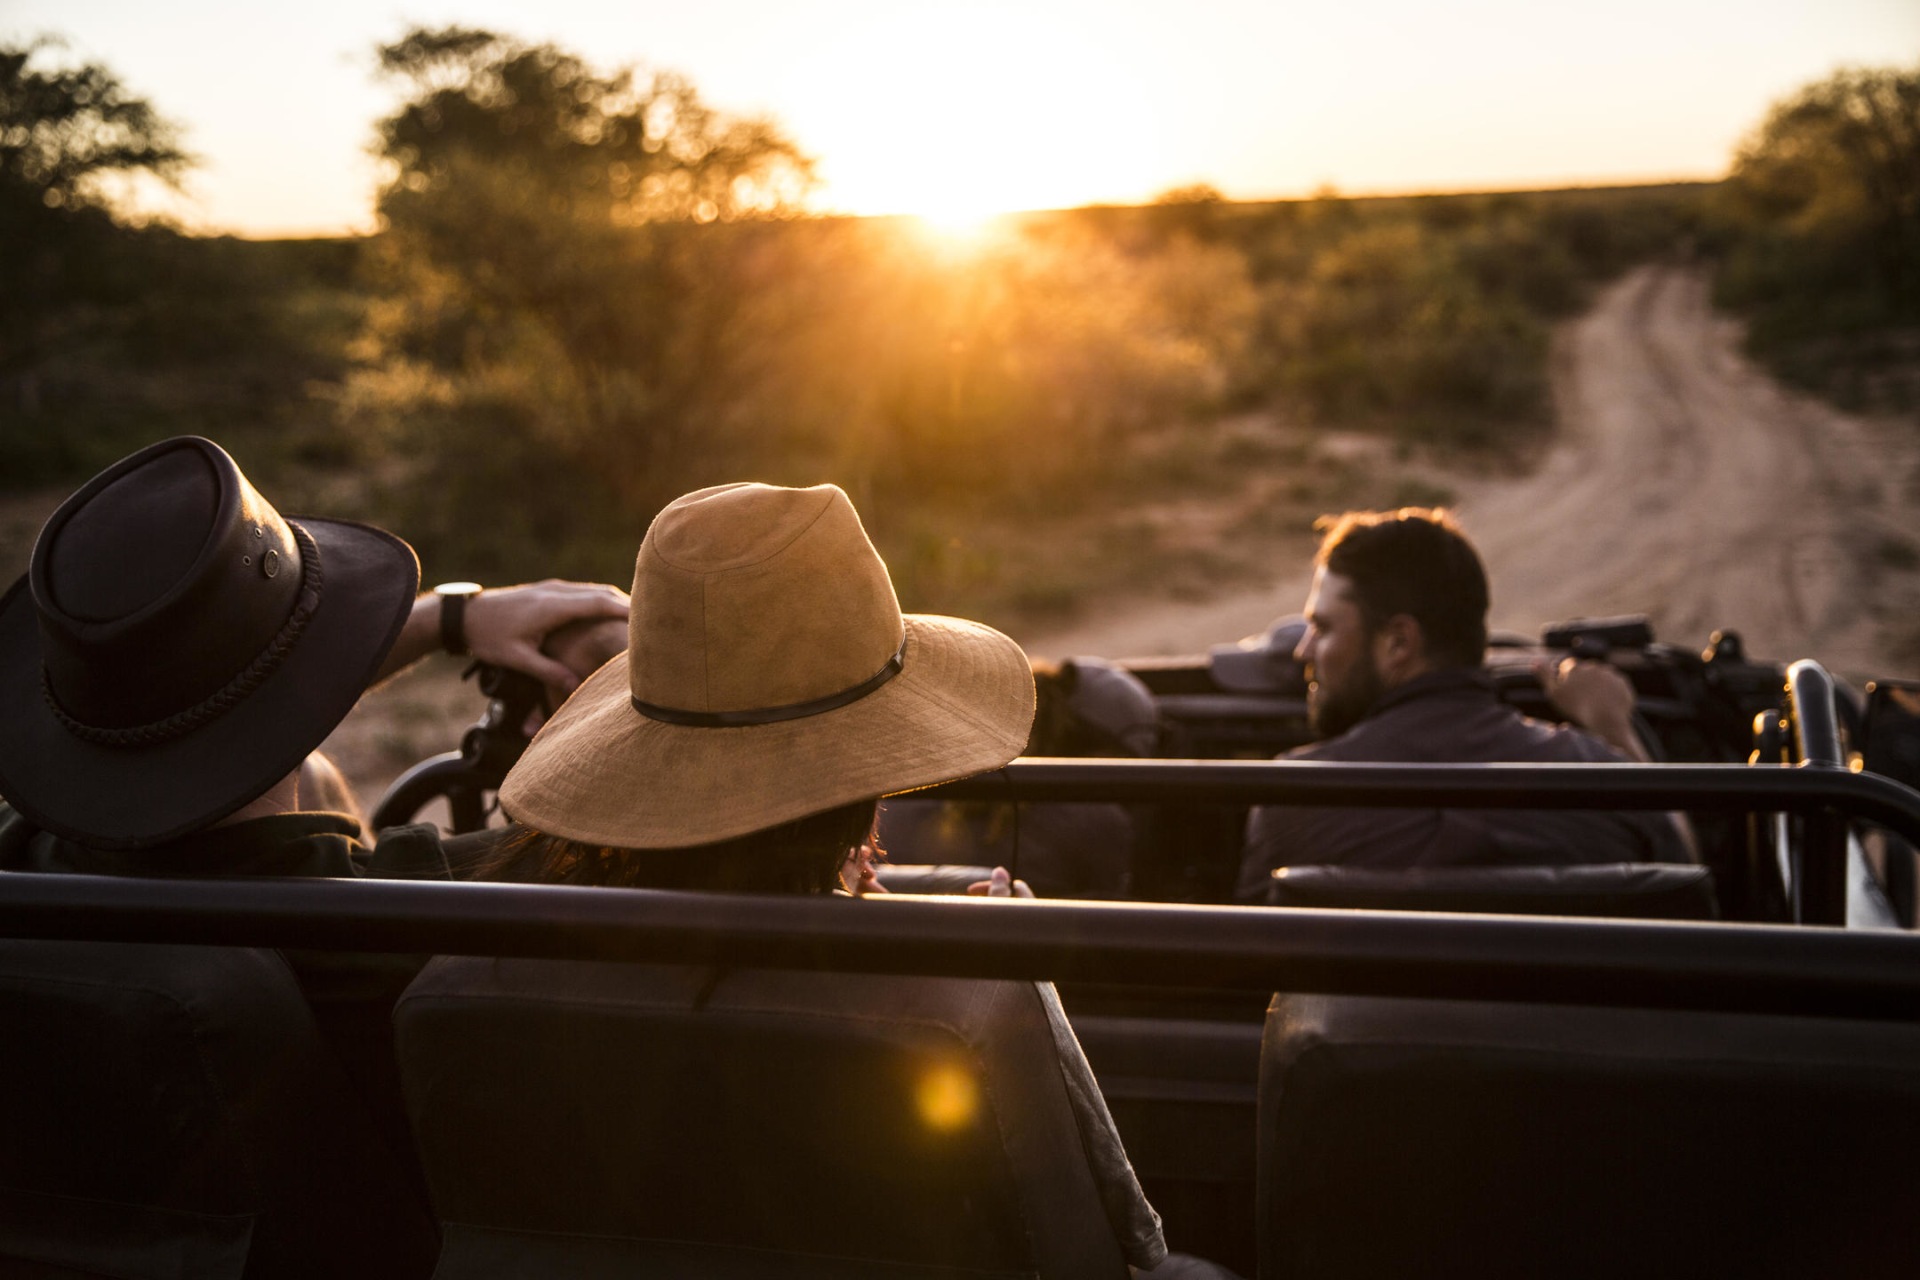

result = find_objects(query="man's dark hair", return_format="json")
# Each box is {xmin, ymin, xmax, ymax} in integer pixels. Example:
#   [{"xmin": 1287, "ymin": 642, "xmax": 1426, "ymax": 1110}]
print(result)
[{"xmin": 1314, "ymin": 508, "xmax": 1489, "ymax": 667}]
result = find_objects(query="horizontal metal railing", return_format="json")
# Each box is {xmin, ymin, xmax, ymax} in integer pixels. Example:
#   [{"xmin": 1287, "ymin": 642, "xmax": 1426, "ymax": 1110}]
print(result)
[
  {"xmin": 926, "ymin": 759, "xmax": 1920, "ymax": 841},
  {"xmin": 1, "ymin": 871, "xmax": 1917, "ymax": 1021}
]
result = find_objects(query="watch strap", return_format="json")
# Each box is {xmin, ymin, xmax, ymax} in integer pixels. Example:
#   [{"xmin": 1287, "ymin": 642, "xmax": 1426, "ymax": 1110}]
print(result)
[{"xmin": 439, "ymin": 589, "xmax": 472, "ymax": 655}]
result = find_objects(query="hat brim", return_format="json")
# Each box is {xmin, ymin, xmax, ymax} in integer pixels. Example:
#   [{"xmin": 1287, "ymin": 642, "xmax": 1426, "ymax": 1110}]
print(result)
[
  {"xmin": 0, "ymin": 516, "xmax": 419, "ymax": 849},
  {"xmin": 1209, "ymin": 616, "xmax": 1309, "ymax": 694},
  {"xmin": 500, "ymin": 614, "xmax": 1036, "ymax": 849},
  {"xmin": 1209, "ymin": 644, "xmax": 1283, "ymax": 693}
]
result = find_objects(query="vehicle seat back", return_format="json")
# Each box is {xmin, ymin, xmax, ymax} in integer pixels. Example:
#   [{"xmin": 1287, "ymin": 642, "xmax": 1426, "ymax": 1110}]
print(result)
[
  {"xmin": 1259, "ymin": 991, "xmax": 1920, "ymax": 1278},
  {"xmin": 0, "ymin": 939, "xmax": 437, "ymax": 1280},
  {"xmin": 1267, "ymin": 862, "xmax": 1718, "ymax": 918},
  {"xmin": 395, "ymin": 957, "xmax": 1132, "ymax": 1279},
  {"xmin": 874, "ymin": 863, "xmax": 996, "ymax": 895}
]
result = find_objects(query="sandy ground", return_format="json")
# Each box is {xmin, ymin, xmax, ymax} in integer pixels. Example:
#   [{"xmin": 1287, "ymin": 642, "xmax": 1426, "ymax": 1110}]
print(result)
[
  {"xmin": 6, "ymin": 265, "xmax": 1915, "ymax": 813},
  {"xmin": 1017, "ymin": 265, "xmax": 1920, "ymax": 677}
]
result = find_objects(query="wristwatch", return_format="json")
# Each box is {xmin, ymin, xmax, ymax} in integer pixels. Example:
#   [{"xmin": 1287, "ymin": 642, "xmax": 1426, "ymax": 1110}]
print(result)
[{"xmin": 433, "ymin": 582, "xmax": 484, "ymax": 656}]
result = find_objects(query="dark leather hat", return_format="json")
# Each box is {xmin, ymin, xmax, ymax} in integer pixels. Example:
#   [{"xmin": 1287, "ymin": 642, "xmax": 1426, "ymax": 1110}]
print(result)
[{"xmin": 0, "ymin": 437, "xmax": 419, "ymax": 848}]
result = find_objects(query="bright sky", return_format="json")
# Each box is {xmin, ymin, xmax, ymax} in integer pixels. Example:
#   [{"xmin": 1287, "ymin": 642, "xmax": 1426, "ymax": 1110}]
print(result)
[{"xmin": 5, "ymin": 0, "xmax": 1915, "ymax": 237}]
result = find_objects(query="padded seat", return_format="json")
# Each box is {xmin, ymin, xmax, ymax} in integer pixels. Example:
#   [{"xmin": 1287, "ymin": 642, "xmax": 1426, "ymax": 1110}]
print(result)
[
  {"xmin": 1259, "ymin": 992, "xmax": 1920, "ymax": 1279},
  {"xmin": 395, "ymin": 957, "xmax": 1134, "ymax": 1279},
  {"xmin": 1267, "ymin": 862, "xmax": 1718, "ymax": 919},
  {"xmin": 0, "ymin": 940, "xmax": 437, "ymax": 1280}
]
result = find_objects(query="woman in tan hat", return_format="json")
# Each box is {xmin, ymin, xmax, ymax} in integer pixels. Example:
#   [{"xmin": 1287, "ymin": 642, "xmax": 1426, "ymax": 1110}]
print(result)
[
  {"xmin": 482, "ymin": 480, "xmax": 1039, "ymax": 891},
  {"xmin": 473, "ymin": 480, "xmax": 1176, "ymax": 1274}
]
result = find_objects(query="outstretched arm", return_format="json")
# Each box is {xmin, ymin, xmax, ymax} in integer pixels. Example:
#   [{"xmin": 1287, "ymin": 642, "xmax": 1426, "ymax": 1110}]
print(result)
[{"xmin": 375, "ymin": 579, "xmax": 630, "ymax": 691}]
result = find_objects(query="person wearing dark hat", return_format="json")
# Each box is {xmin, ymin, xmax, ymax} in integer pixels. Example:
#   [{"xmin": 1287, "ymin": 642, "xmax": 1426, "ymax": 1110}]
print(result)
[
  {"xmin": 0, "ymin": 435, "xmax": 627, "ymax": 855},
  {"xmin": 0, "ymin": 435, "xmax": 629, "ymax": 1185}
]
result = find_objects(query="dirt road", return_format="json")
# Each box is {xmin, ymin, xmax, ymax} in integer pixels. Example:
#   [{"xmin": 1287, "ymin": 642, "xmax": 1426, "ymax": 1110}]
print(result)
[{"xmin": 1019, "ymin": 265, "xmax": 1920, "ymax": 680}]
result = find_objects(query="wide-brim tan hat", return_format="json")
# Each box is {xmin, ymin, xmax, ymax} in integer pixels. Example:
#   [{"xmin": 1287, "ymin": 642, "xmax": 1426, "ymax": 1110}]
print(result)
[{"xmin": 500, "ymin": 482, "xmax": 1035, "ymax": 848}]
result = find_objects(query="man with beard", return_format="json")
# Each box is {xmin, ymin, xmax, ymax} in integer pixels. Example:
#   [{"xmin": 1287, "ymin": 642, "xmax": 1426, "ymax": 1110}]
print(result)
[{"xmin": 1235, "ymin": 508, "xmax": 1691, "ymax": 901}]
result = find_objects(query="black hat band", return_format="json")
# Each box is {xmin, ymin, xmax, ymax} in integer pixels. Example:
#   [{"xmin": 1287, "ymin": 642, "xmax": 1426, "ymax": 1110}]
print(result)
[
  {"xmin": 41, "ymin": 522, "xmax": 325, "ymax": 748},
  {"xmin": 630, "ymin": 641, "xmax": 906, "ymax": 728}
]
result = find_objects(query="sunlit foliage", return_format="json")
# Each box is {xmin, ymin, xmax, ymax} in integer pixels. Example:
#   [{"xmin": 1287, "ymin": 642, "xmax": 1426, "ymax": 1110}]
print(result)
[
  {"xmin": 7, "ymin": 26, "xmax": 1704, "ymax": 614},
  {"xmin": 351, "ymin": 27, "xmax": 1262, "ymax": 580},
  {"xmin": 353, "ymin": 27, "xmax": 817, "ymax": 574},
  {"xmin": 745, "ymin": 219, "xmax": 1258, "ymax": 498},
  {"xmin": 1224, "ymin": 186, "xmax": 1694, "ymax": 448},
  {"xmin": 1712, "ymin": 64, "xmax": 1920, "ymax": 410}
]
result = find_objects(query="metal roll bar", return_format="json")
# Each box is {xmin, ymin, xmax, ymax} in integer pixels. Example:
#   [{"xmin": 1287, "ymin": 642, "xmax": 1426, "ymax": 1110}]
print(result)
[
  {"xmin": 926, "ymin": 758, "xmax": 1920, "ymax": 844},
  {"xmin": 0, "ymin": 872, "xmax": 1915, "ymax": 1021},
  {"xmin": 1784, "ymin": 660, "xmax": 1850, "ymax": 924}
]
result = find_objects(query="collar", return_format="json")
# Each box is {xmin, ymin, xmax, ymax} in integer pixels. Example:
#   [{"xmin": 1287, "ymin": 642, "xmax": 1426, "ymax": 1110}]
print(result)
[
  {"xmin": 0, "ymin": 807, "xmax": 371, "ymax": 879},
  {"xmin": 1362, "ymin": 666, "xmax": 1497, "ymax": 721}
]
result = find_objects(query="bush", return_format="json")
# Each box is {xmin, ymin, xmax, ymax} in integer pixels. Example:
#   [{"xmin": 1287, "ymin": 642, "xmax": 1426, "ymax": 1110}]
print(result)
[{"xmin": 1711, "ymin": 65, "xmax": 1920, "ymax": 410}]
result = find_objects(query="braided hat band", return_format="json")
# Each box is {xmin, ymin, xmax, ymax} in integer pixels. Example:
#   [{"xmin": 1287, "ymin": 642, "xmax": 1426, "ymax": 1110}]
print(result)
[{"xmin": 41, "ymin": 522, "xmax": 324, "ymax": 749}]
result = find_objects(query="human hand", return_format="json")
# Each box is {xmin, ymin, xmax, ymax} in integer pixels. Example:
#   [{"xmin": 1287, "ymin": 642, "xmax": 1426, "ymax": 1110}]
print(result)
[
  {"xmin": 465, "ymin": 580, "xmax": 630, "ymax": 696},
  {"xmin": 1534, "ymin": 656, "xmax": 1650, "ymax": 761},
  {"xmin": 1535, "ymin": 657, "xmax": 1634, "ymax": 729},
  {"xmin": 538, "ymin": 615, "xmax": 630, "ymax": 711},
  {"xmin": 967, "ymin": 867, "xmax": 1035, "ymax": 898}
]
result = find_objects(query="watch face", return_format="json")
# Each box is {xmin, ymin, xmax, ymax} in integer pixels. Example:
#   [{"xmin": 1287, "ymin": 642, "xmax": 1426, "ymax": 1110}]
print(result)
[{"xmin": 436, "ymin": 581, "xmax": 483, "ymax": 598}]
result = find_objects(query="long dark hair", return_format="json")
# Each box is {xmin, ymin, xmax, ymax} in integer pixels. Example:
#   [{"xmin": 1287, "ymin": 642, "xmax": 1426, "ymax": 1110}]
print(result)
[{"xmin": 478, "ymin": 798, "xmax": 880, "ymax": 895}]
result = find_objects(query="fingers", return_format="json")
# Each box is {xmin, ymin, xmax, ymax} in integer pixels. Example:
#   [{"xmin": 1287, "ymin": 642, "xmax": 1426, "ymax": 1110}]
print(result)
[
  {"xmin": 498, "ymin": 644, "xmax": 582, "ymax": 694},
  {"xmin": 541, "ymin": 617, "xmax": 630, "ymax": 702},
  {"xmin": 464, "ymin": 581, "xmax": 631, "ymax": 691},
  {"xmin": 967, "ymin": 868, "xmax": 1012, "ymax": 896},
  {"xmin": 966, "ymin": 867, "xmax": 1034, "ymax": 898}
]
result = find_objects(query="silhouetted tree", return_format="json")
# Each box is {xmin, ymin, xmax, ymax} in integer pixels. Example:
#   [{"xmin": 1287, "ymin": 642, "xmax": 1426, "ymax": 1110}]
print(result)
[{"xmin": 0, "ymin": 40, "xmax": 189, "ymax": 408}]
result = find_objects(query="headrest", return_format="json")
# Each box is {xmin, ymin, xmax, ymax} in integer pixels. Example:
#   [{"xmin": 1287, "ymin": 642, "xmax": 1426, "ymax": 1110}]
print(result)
[{"xmin": 1268, "ymin": 862, "xmax": 1718, "ymax": 919}]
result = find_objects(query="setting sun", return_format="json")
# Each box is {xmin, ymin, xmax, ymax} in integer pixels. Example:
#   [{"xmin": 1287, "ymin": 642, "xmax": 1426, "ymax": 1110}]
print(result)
[{"xmin": 801, "ymin": 4, "xmax": 1158, "ymax": 221}]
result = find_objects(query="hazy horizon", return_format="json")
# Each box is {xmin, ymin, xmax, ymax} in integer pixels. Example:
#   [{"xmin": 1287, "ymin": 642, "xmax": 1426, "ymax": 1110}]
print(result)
[{"xmin": 5, "ymin": 0, "xmax": 1914, "ymax": 237}]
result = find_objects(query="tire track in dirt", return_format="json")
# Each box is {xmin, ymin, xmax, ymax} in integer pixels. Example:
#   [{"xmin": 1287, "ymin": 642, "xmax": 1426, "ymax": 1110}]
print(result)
[{"xmin": 1020, "ymin": 265, "xmax": 1920, "ymax": 679}]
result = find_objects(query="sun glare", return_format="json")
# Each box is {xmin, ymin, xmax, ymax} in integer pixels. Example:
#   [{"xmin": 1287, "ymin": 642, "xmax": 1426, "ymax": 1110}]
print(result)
[
  {"xmin": 911, "ymin": 205, "xmax": 1008, "ymax": 249},
  {"xmin": 915, "ymin": 1064, "xmax": 981, "ymax": 1132},
  {"xmin": 804, "ymin": 5, "xmax": 1158, "ymax": 223}
]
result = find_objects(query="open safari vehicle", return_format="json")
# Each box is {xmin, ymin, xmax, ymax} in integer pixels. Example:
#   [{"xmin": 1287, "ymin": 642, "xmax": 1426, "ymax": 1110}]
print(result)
[{"xmin": 3, "ymin": 617, "xmax": 1918, "ymax": 1277}]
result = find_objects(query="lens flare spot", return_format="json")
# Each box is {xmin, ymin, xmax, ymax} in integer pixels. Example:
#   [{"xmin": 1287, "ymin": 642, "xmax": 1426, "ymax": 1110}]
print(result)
[{"xmin": 916, "ymin": 1064, "xmax": 980, "ymax": 1132}]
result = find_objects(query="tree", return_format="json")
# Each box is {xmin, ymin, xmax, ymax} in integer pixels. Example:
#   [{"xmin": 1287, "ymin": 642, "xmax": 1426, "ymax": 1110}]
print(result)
[
  {"xmin": 1719, "ymin": 65, "xmax": 1920, "ymax": 327},
  {"xmin": 0, "ymin": 39, "xmax": 188, "ymax": 217},
  {"xmin": 352, "ymin": 27, "xmax": 815, "ymax": 576},
  {"xmin": 1, "ymin": 39, "xmax": 190, "ymax": 420},
  {"xmin": 374, "ymin": 27, "xmax": 806, "ymax": 231}
]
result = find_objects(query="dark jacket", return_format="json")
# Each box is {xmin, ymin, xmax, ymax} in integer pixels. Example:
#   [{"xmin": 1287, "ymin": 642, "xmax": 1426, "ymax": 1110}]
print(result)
[
  {"xmin": 0, "ymin": 805, "xmax": 462, "ymax": 1185},
  {"xmin": 1238, "ymin": 669, "xmax": 1691, "ymax": 900}
]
